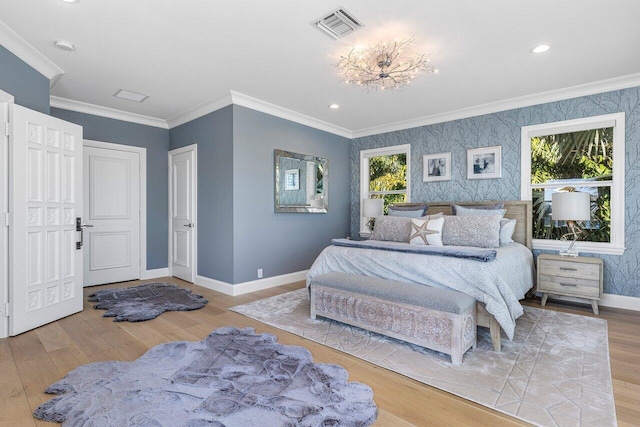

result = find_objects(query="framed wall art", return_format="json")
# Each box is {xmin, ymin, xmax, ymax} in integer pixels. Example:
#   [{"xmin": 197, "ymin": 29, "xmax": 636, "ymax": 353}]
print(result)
[
  {"xmin": 467, "ymin": 146, "xmax": 502, "ymax": 179},
  {"xmin": 423, "ymin": 152, "xmax": 451, "ymax": 182},
  {"xmin": 284, "ymin": 168, "xmax": 300, "ymax": 190}
]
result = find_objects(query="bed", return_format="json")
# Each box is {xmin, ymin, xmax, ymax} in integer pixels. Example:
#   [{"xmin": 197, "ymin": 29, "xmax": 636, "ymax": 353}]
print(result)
[{"xmin": 306, "ymin": 201, "xmax": 535, "ymax": 352}]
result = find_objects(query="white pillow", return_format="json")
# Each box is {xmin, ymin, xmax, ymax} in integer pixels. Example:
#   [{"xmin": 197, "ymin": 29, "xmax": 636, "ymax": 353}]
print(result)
[
  {"xmin": 500, "ymin": 218, "xmax": 517, "ymax": 244},
  {"xmin": 409, "ymin": 217, "xmax": 444, "ymax": 246}
]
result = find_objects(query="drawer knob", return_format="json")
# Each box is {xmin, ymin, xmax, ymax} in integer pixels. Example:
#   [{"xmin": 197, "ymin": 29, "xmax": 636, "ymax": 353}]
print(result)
[
  {"xmin": 560, "ymin": 283, "xmax": 578, "ymax": 287},
  {"xmin": 559, "ymin": 267, "xmax": 578, "ymax": 271}
]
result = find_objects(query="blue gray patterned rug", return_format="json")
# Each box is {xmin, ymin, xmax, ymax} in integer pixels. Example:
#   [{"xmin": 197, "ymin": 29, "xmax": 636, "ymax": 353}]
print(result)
[
  {"xmin": 88, "ymin": 282, "xmax": 208, "ymax": 322},
  {"xmin": 34, "ymin": 327, "xmax": 377, "ymax": 426}
]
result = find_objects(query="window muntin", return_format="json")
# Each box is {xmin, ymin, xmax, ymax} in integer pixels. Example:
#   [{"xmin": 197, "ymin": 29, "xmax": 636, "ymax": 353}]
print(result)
[{"xmin": 521, "ymin": 113, "xmax": 625, "ymax": 255}]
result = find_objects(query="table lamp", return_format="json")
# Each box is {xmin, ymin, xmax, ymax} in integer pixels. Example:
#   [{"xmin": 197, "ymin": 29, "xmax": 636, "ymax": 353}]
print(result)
[
  {"xmin": 552, "ymin": 191, "xmax": 591, "ymax": 256},
  {"xmin": 363, "ymin": 198, "xmax": 384, "ymax": 232}
]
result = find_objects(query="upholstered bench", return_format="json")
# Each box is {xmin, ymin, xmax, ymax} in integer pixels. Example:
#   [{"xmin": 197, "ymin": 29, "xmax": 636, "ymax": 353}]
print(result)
[{"xmin": 309, "ymin": 272, "xmax": 477, "ymax": 365}]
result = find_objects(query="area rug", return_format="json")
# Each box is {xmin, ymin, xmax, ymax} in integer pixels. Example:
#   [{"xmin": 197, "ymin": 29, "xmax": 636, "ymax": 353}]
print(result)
[
  {"xmin": 34, "ymin": 326, "xmax": 377, "ymax": 426},
  {"xmin": 230, "ymin": 289, "xmax": 617, "ymax": 427},
  {"xmin": 88, "ymin": 282, "xmax": 208, "ymax": 322}
]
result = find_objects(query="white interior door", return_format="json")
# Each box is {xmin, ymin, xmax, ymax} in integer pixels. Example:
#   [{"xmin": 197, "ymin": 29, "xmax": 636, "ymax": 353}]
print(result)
[
  {"xmin": 84, "ymin": 146, "xmax": 140, "ymax": 286},
  {"xmin": 9, "ymin": 104, "xmax": 83, "ymax": 335},
  {"xmin": 169, "ymin": 145, "xmax": 197, "ymax": 283}
]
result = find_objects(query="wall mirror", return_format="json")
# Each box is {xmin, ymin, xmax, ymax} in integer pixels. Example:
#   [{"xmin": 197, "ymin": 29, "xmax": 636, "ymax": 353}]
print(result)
[{"xmin": 275, "ymin": 149, "xmax": 328, "ymax": 213}]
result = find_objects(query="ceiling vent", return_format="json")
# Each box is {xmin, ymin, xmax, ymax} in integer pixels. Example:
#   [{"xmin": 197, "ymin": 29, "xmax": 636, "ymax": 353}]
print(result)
[{"xmin": 313, "ymin": 7, "xmax": 364, "ymax": 40}]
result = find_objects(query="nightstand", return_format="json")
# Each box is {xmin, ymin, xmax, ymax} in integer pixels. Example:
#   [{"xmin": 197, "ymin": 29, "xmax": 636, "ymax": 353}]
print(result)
[{"xmin": 537, "ymin": 254, "xmax": 603, "ymax": 314}]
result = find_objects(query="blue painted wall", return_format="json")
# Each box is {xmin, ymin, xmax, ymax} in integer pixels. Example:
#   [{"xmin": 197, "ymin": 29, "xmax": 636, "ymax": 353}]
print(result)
[
  {"xmin": 169, "ymin": 105, "xmax": 351, "ymax": 285},
  {"xmin": 232, "ymin": 106, "xmax": 351, "ymax": 284},
  {"xmin": 351, "ymin": 86, "xmax": 640, "ymax": 298},
  {"xmin": 50, "ymin": 108, "xmax": 170, "ymax": 270},
  {"xmin": 169, "ymin": 106, "xmax": 235, "ymax": 283},
  {"xmin": 0, "ymin": 46, "xmax": 50, "ymax": 114}
]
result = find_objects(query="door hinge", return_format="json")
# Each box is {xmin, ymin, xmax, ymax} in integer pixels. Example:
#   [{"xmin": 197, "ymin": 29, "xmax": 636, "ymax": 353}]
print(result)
[
  {"xmin": 3, "ymin": 122, "xmax": 8, "ymax": 137},
  {"xmin": 4, "ymin": 212, "xmax": 10, "ymax": 227},
  {"xmin": 0, "ymin": 303, "xmax": 9, "ymax": 317}
]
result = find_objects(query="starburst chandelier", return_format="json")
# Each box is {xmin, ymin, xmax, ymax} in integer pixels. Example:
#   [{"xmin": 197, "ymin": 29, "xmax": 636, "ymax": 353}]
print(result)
[{"xmin": 336, "ymin": 37, "xmax": 437, "ymax": 91}]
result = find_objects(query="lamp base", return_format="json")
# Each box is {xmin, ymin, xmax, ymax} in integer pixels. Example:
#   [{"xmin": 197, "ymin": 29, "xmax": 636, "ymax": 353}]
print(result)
[{"xmin": 558, "ymin": 249, "xmax": 579, "ymax": 257}]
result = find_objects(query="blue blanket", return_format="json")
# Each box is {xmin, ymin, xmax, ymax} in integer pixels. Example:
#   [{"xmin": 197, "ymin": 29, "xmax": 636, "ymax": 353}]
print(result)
[{"xmin": 331, "ymin": 239, "xmax": 497, "ymax": 262}]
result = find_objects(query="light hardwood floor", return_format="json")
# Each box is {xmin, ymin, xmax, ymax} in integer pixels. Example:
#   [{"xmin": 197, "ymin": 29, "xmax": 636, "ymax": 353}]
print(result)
[{"xmin": 1, "ymin": 277, "xmax": 639, "ymax": 426}]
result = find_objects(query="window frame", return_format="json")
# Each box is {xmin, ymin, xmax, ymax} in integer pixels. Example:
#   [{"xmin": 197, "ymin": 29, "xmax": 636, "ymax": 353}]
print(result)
[
  {"xmin": 360, "ymin": 144, "xmax": 411, "ymax": 235},
  {"xmin": 520, "ymin": 113, "xmax": 625, "ymax": 255}
]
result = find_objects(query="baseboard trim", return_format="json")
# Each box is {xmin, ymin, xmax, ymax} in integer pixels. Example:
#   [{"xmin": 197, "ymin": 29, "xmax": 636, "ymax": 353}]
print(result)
[
  {"xmin": 541, "ymin": 292, "xmax": 640, "ymax": 312},
  {"xmin": 195, "ymin": 270, "xmax": 308, "ymax": 296},
  {"xmin": 141, "ymin": 268, "xmax": 169, "ymax": 280},
  {"xmin": 600, "ymin": 293, "xmax": 640, "ymax": 311}
]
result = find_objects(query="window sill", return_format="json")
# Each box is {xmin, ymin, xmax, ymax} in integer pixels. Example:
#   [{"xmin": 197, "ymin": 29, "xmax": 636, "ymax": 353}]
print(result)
[{"xmin": 532, "ymin": 240, "xmax": 625, "ymax": 256}]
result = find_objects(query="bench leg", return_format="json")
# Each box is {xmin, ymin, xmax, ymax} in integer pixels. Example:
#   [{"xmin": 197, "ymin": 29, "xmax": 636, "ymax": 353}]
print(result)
[
  {"xmin": 451, "ymin": 352, "xmax": 462, "ymax": 366},
  {"xmin": 310, "ymin": 289, "xmax": 317, "ymax": 320}
]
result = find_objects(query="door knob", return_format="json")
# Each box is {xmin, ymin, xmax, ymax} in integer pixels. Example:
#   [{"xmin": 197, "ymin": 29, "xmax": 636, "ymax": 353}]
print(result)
[{"xmin": 184, "ymin": 223, "xmax": 194, "ymax": 228}]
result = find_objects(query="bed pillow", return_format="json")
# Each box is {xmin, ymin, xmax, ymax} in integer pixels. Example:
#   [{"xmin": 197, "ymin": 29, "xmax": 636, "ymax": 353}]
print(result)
[
  {"xmin": 409, "ymin": 217, "xmax": 444, "ymax": 246},
  {"xmin": 451, "ymin": 203, "xmax": 504, "ymax": 215},
  {"xmin": 453, "ymin": 204, "xmax": 507, "ymax": 218},
  {"xmin": 388, "ymin": 204, "xmax": 429, "ymax": 218},
  {"xmin": 500, "ymin": 218, "xmax": 517, "ymax": 244},
  {"xmin": 442, "ymin": 215, "xmax": 501, "ymax": 248},
  {"xmin": 371, "ymin": 212, "xmax": 444, "ymax": 242},
  {"xmin": 370, "ymin": 216, "xmax": 412, "ymax": 242}
]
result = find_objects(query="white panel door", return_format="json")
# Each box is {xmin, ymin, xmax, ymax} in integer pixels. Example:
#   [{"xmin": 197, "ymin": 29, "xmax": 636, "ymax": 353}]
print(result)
[
  {"xmin": 84, "ymin": 146, "xmax": 140, "ymax": 286},
  {"xmin": 169, "ymin": 145, "xmax": 197, "ymax": 283},
  {"xmin": 9, "ymin": 104, "xmax": 83, "ymax": 335}
]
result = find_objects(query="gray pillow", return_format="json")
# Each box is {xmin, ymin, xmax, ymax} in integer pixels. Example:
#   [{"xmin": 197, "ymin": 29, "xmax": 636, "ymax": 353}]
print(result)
[
  {"xmin": 442, "ymin": 215, "xmax": 502, "ymax": 248},
  {"xmin": 388, "ymin": 208, "xmax": 427, "ymax": 218},
  {"xmin": 451, "ymin": 203, "xmax": 504, "ymax": 215},
  {"xmin": 454, "ymin": 205, "xmax": 507, "ymax": 218},
  {"xmin": 389, "ymin": 204, "xmax": 428, "ymax": 215},
  {"xmin": 370, "ymin": 216, "xmax": 412, "ymax": 242}
]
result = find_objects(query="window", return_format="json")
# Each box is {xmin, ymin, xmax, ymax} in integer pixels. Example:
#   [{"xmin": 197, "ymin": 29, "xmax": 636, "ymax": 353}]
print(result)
[
  {"xmin": 521, "ymin": 113, "xmax": 625, "ymax": 255},
  {"xmin": 360, "ymin": 144, "xmax": 411, "ymax": 234}
]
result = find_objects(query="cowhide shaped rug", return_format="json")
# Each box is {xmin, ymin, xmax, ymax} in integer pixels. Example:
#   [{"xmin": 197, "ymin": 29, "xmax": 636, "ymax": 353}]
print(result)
[
  {"xmin": 34, "ymin": 326, "xmax": 377, "ymax": 426},
  {"xmin": 88, "ymin": 282, "xmax": 208, "ymax": 322}
]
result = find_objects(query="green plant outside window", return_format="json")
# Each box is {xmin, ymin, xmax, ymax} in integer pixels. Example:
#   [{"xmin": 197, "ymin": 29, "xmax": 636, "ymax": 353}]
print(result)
[
  {"xmin": 531, "ymin": 128, "xmax": 613, "ymax": 243},
  {"xmin": 368, "ymin": 153, "xmax": 407, "ymax": 214}
]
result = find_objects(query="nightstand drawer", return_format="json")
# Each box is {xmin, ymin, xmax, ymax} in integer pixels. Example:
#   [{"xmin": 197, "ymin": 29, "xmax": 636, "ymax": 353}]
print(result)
[
  {"xmin": 538, "ymin": 259, "xmax": 600, "ymax": 280},
  {"xmin": 539, "ymin": 275, "xmax": 600, "ymax": 299}
]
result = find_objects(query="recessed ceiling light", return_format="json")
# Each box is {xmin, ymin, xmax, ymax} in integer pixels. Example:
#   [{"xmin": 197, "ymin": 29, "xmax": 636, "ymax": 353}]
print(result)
[
  {"xmin": 530, "ymin": 44, "xmax": 550, "ymax": 54},
  {"xmin": 59, "ymin": 0, "xmax": 79, "ymax": 3},
  {"xmin": 329, "ymin": 103, "xmax": 340, "ymax": 109},
  {"xmin": 55, "ymin": 40, "xmax": 75, "ymax": 51},
  {"xmin": 114, "ymin": 89, "xmax": 149, "ymax": 103}
]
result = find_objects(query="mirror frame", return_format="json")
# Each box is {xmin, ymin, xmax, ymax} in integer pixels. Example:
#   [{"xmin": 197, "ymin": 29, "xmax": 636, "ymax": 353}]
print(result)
[{"xmin": 274, "ymin": 149, "xmax": 328, "ymax": 213}]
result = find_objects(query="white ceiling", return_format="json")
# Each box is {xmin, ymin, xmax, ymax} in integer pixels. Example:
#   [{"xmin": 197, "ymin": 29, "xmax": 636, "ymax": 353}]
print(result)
[{"xmin": 2, "ymin": 0, "xmax": 640, "ymax": 136}]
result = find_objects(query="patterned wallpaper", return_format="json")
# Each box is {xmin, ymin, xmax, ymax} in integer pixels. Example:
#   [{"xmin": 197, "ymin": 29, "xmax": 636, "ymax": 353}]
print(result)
[
  {"xmin": 350, "ymin": 86, "xmax": 640, "ymax": 298},
  {"xmin": 278, "ymin": 156, "xmax": 308, "ymax": 206}
]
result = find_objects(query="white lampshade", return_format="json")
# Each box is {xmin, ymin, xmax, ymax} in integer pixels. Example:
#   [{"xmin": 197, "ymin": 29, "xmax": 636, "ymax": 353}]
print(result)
[
  {"xmin": 552, "ymin": 191, "xmax": 590, "ymax": 221},
  {"xmin": 363, "ymin": 198, "xmax": 384, "ymax": 218}
]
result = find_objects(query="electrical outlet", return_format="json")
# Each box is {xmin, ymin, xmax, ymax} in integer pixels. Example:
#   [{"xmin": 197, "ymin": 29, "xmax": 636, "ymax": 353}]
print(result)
[{"xmin": 257, "ymin": 268, "xmax": 263, "ymax": 279}]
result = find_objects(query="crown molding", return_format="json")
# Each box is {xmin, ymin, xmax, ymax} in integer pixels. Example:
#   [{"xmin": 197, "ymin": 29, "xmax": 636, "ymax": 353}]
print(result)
[
  {"xmin": 167, "ymin": 90, "xmax": 352, "ymax": 138},
  {"xmin": 50, "ymin": 96, "xmax": 169, "ymax": 129},
  {"xmin": 166, "ymin": 93, "xmax": 233, "ymax": 128},
  {"xmin": 351, "ymin": 73, "xmax": 640, "ymax": 138},
  {"xmin": 49, "ymin": 73, "xmax": 640, "ymax": 138},
  {"xmin": 229, "ymin": 91, "xmax": 352, "ymax": 139},
  {"xmin": 0, "ymin": 19, "xmax": 64, "ymax": 88}
]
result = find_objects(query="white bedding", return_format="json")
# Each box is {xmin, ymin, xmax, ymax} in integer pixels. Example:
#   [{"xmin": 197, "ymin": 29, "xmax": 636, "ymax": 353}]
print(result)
[{"xmin": 306, "ymin": 242, "xmax": 534, "ymax": 340}]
